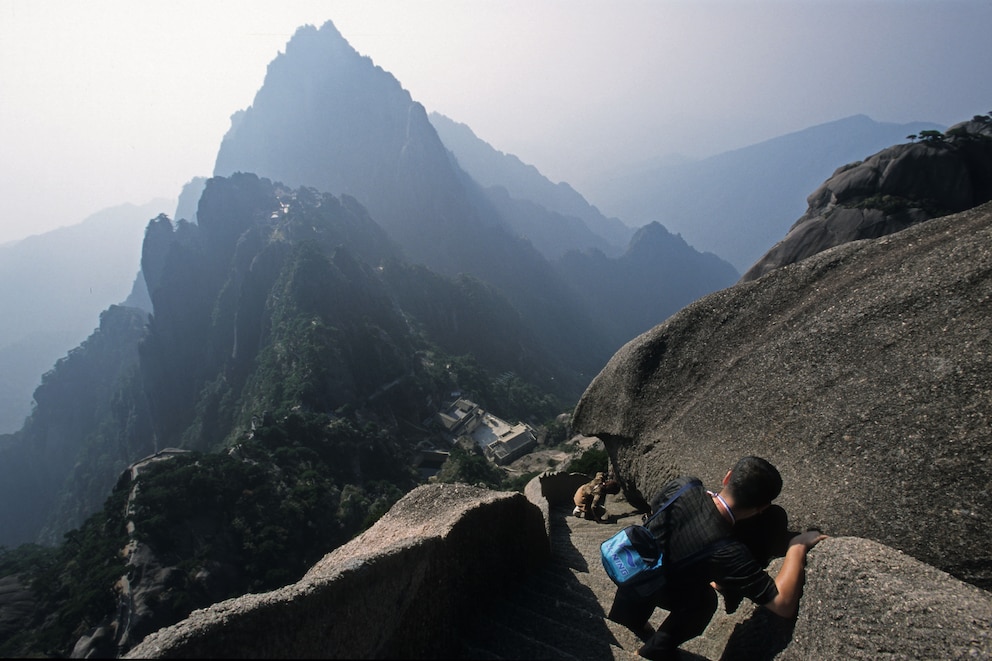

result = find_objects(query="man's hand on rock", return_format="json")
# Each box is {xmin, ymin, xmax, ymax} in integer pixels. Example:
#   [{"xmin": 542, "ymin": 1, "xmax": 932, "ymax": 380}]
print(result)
[{"xmin": 790, "ymin": 529, "xmax": 828, "ymax": 550}]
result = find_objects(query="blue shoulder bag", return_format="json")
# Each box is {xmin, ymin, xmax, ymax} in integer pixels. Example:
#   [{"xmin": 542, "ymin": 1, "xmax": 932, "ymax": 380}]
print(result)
[{"xmin": 601, "ymin": 479, "xmax": 723, "ymax": 595}]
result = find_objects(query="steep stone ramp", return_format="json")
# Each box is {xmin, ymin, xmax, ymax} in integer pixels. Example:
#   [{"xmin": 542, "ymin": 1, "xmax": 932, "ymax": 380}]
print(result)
[
  {"xmin": 457, "ymin": 484, "xmax": 802, "ymax": 661},
  {"xmin": 458, "ymin": 487, "xmax": 992, "ymax": 660},
  {"xmin": 456, "ymin": 498, "xmax": 646, "ymax": 660}
]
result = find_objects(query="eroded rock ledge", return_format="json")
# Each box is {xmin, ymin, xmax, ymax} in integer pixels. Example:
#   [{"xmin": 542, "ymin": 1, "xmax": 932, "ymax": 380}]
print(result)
[
  {"xmin": 742, "ymin": 118, "xmax": 992, "ymax": 281},
  {"xmin": 126, "ymin": 484, "xmax": 547, "ymax": 659}
]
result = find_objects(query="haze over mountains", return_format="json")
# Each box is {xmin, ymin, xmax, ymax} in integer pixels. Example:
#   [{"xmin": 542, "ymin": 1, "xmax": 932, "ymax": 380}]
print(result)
[
  {"xmin": 0, "ymin": 15, "xmax": 964, "ymax": 535},
  {"xmin": 210, "ymin": 21, "xmax": 741, "ymax": 386},
  {"xmin": 0, "ymin": 200, "xmax": 171, "ymax": 433},
  {"xmin": 1, "ymin": 15, "xmax": 991, "ymax": 658},
  {"xmin": 427, "ymin": 112, "xmax": 635, "ymax": 256},
  {"xmin": 0, "ymin": 18, "xmax": 744, "ymax": 556},
  {"xmin": 0, "ymin": 14, "xmax": 962, "ymax": 444},
  {"xmin": 0, "ymin": 35, "xmax": 957, "ymax": 439},
  {"xmin": 0, "ymin": 19, "xmax": 968, "ymax": 533},
  {"xmin": 584, "ymin": 114, "xmax": 944, "ymax": 272}
]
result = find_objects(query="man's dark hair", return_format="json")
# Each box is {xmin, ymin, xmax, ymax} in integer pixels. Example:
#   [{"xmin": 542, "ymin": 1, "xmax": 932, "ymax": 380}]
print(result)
[{"xmin": 727, "ymin": 456, "xmax": 782, "ymax": 509}]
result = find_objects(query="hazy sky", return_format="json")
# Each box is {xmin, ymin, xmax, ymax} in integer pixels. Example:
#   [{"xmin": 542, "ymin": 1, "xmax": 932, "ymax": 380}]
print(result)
[{"xmin": 2, "ymin": 0, "xmax": 991, "ymax": 245}]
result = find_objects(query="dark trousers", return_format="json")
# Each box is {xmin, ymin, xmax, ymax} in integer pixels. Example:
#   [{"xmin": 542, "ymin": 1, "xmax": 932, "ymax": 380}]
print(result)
[{"xmin": 608, "ymin": 581, "xmax": 717, "ymax": 660}]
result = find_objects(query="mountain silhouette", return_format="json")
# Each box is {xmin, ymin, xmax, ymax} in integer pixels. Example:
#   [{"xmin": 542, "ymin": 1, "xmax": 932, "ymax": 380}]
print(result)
[
  {"xmin": 586, "ymin": 114, "xmax": 944, "ymax": 270},
  {"xmin": 0, "ymin": 200, "xmax": 171, "ymax": 433},
  {"xmin": 213, "ymin": 21, "xmax": 620, "ymax": 390},
  {"xmin": 429, "ymin": 111, "xmax": 635, "ymax": 255}
]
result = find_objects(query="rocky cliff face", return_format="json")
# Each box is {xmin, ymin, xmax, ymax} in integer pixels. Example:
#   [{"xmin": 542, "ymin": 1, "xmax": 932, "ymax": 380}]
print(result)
[
  {"xmin": 213, "ymin": 21, "xmax": 619, "ymax": 394},
  {"xmin": 214, "ymin": 22, "xmax": 465, "ymax": 271},
  {"xmin": 573, "ymin": 200, "xmax": 992, "ymax": 590},
  {"xmin": 210, "ymin": 20, "xmax": 748, "ymax": 391},
  {"xmin": 742, "ymin": 117, "xmax": 992, "ymax": 281},
  {"xmin": 784, "ymin": 536, "xmax": 992, "ymax": 659}
]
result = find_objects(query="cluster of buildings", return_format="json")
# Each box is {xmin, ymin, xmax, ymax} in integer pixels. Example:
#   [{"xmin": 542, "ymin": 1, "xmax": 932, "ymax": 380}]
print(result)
[{"xmin": 429, "ymin": 397, "xmax": 537, "ymax": 468}]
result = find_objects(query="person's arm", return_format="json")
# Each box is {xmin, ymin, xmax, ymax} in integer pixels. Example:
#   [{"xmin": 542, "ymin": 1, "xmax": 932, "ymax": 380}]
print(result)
[{"xmin": 762, "ymin": 530, "xmax": 828, "ymax": 618}]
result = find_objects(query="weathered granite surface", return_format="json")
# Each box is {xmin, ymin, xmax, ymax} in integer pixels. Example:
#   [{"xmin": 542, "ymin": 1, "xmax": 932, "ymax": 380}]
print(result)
[
  {"xmin": 781, "ymin": 536, "xmax": 992, "ymax": 659},
  {"xmin": 124, "ymin": 484, "xmax": 548, "ymax": 659},
  {"xmin": 572, "ymin": 201, "xmax": 992, "ymax": 589},
  {"xmin": 742, "ymin": 118, "xmax": 992, "ymax": 281}
]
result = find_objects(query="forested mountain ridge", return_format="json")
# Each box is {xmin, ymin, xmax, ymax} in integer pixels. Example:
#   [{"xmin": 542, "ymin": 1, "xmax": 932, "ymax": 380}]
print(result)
[
  {"xmin": 0, "ymin": 200, "xmax": 171, "ymax": 434},
  {"xmin": 212, "ymin": 20, "xmax": 738, "ymax": 369},
  {"xmin": 0, "ymin": 304, "xmax": 151, "ymax": 547},
  {"xmin": 1, "ymin": 172, "xmax": 572, "ymax": 546},
  {"xmin": 0, "ymin": 173, "xmax": 573, "ymax": 656},
  {"xmin": 0, "ymin": 26, "xmax": 738, "ymax": 647}
]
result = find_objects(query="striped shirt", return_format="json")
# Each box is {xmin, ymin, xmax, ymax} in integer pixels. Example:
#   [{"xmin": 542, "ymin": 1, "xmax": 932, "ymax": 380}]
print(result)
[{"xmin": 647, "ymin": 476, "xmax": 779, "ymax": 605}]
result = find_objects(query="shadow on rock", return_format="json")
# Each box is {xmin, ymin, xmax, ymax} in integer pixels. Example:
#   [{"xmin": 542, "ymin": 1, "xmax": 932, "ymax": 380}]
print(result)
[{"xmin": 720, "ymin": 607, "xmax": 796, "ymax": 661}]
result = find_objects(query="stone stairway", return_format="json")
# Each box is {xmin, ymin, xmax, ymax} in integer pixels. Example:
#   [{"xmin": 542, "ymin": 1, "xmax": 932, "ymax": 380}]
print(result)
[
  {"xmin": 457, "ymin": 492, "xmax": 792, "ymax": 660},
  {"xmin": 457, "ymin": 498, "xmax": 649, "ymax": 660}
]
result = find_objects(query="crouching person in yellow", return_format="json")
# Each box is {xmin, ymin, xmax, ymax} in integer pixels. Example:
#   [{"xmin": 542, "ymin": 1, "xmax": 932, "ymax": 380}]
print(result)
[{"xmin": 573, "ymin": 471, "xmax": 610, "ymax": 521}]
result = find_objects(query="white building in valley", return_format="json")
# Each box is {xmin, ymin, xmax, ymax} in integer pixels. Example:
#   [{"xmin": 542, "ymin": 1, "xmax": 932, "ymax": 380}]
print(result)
[{"xmin": 436, "ymin": 398, "xmax": 537, "ymax": 465}]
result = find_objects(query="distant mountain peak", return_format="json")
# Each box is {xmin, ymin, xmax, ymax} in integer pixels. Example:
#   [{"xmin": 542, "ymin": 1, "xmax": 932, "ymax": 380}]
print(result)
[
  {"xmin": 428, "ymin": 111, "xmax": 635, "ymax": 252},
  {"xmin": 742, "ymin": 116, "xmax": 992, "ymax": 281},
  {"xmin": 585, "ymin": 114, "xmax": 945, "ymax": 271},
  {"xmin": 213, "ymin": 19, "xmax": 481, "ymax": 273}
]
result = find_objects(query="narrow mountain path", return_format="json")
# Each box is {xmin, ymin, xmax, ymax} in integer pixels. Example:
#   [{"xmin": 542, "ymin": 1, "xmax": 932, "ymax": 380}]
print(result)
[
  {"xmin": 457, "ymin": 493, "xmax": 790, "ymax": 660},
  {"xmin": 457, "ymin": 497, "xmax": 650, "ymax": 659}
]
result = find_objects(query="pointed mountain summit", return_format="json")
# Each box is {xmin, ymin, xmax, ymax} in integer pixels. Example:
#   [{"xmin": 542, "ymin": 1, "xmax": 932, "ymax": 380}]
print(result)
[
  {"xmin": 213, "ymin": 21, "xmax": 615, "ymax": 390},
  {"xmin": 215, "ymin": 21, "xmax": 489, "ymax": 273},
  {"xmin": 555, "ymin": 222, "xmax": 738, "ymax": 344}
]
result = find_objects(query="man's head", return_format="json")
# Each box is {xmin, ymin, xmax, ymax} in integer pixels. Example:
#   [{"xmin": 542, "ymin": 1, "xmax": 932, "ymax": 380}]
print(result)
[{"xmin": 725, "ymin": 456, "xmax": 782, "ymax": 509}]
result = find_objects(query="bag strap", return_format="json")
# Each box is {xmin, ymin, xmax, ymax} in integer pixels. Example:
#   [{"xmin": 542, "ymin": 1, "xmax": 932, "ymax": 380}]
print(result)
[
  {"xmin": 646, "ymin": 478, "xmax": 731, "ymax": 571},
  {"xmin": 643, "ymin": 478, "xmax": 701, "ymax": 525}
]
